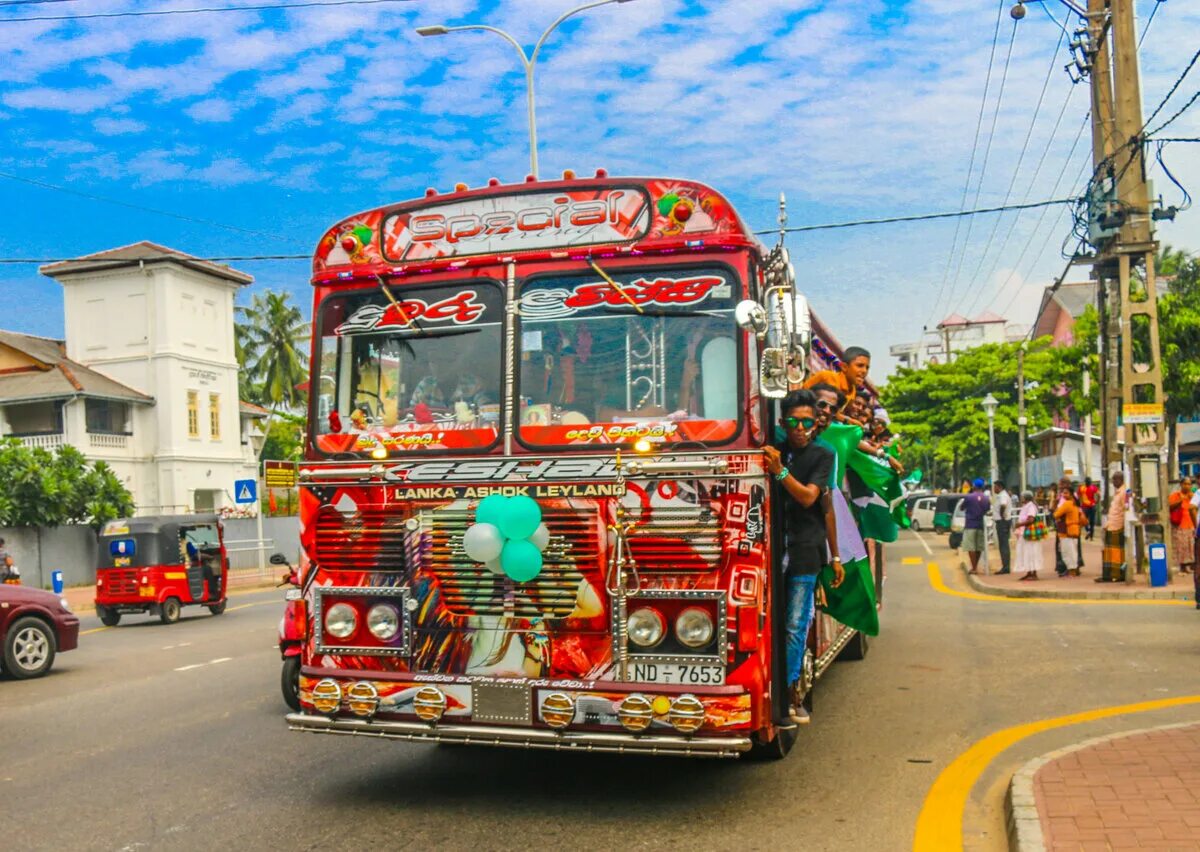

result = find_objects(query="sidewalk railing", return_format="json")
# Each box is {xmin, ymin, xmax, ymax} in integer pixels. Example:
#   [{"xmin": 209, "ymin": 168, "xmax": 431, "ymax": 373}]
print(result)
[{"xmin": 224, "ymin": 538, "xmax": 276, "ymax": 582}]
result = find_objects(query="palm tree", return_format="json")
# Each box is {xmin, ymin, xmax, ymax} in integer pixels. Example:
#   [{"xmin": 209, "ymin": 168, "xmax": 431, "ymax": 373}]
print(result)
[
  {"xmin": 1156, "ymin": 244, "xmax": 1190, "ymax": 279},
  {"xmin": 236, "ymin": 290, "xmax": 310, "ymax": 411}
]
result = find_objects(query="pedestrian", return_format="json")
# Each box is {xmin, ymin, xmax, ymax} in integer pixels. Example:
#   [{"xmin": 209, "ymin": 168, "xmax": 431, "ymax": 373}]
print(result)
[
  {"xmin": 1192, "ymin": 487, "xmax": 1200, "ymax": 609},
  {"xmin": 1015, "ymin": 491, "xmax": 1045, "ymax": 581},
  {"xmin": 961, "ymin": 478, "xmax": 991, "ymax": 575},
  {"xmin": 1099, "ymin": 471, "xmax": 1130, "ymax": 583},
  {"xmin": 991, "ymin": 480, "xmax": 1013, "ymax": 574},
  {"xmin": 1053, "ymin": 487, "xmax": 1085, "ymax": 576},
  {"xmin": 1167, "ymin": 478, "xmax": 1196, "ymax": 575},
  {"xmin": 0, "ymin": 537, "xmax": 16, "ymax": 584},
  {"xmin": 763, "ymin": 389, "xmax": 843, "ymax": 725},
  {"xmin": 1080, "ymin": 477, "xmax": 1099, "ymax": 540}
]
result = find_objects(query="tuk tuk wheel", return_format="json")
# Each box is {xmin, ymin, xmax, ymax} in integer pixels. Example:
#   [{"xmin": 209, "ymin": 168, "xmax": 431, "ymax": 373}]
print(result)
[
  {"xmin": 208, "ymin": 600, "xmax": 227, "ymax": 616},
  {"xmin": 160, "ymin": 597, "xmax": 182, "ymax": 625},
  {"xmin": 97, "ymin": 606, "xmax": 121, "ymax": 627}
]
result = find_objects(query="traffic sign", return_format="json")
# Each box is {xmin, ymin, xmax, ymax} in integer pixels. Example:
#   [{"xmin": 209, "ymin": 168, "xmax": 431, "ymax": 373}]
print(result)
[
  {"xmin": 234, "ymin": 479, "xmax": 258, "ymax": 504},
  {"xmin": 263, "ymin": 460, "xmax": 297, "ymax": 489}
]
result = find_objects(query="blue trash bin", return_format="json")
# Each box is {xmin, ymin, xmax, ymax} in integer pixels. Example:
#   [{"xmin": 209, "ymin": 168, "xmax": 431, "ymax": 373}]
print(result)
[
  {"xmin": 51, "ymin": 570, "xmax": 64, "ymax": 595},
  {"xmin": 1148, "ymin": 542, "xmax": 1168, "ymax": 587}
]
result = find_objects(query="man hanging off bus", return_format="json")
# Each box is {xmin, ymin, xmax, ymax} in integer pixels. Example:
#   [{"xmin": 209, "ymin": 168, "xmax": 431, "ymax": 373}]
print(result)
[{"xmin": 804, "ymin": 345, "xmax": 871, "ymax": 409}]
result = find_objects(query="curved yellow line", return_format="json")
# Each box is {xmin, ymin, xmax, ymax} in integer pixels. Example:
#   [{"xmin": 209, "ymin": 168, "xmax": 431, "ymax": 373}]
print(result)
[
  {"xmin": 913, "ymin": 694, "xmax": 1200, "ymax": 851},
  {"xmin": 926, "ymin": 562, "xmax": 1190, "ymax": 606}
]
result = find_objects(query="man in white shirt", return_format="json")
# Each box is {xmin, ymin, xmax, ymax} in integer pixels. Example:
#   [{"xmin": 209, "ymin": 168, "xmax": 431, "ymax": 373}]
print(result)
[{"xmin": 992, "ymin": 481, "xmax": 1014, "ymax": 574}]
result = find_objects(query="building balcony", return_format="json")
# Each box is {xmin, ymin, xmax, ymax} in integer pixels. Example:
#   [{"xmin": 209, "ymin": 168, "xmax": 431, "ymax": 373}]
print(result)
[
  {"xmin": 12, "ymin": 433, "xmax": 64, "ymax": 450},
  {"xmin": 88, "ymin": 431, "xmax": 130, "ymax": 449}
]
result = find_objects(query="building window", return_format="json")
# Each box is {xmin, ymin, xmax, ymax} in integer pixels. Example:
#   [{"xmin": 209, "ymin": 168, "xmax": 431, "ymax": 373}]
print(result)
[
  {"xmin": 187, "ymin": 390, "xmax": 199, "ymax": 438},
  {"xmin": 85, "ymin": 399, "xmax": 131, "ymax": 435},
  {"xmin": 209, "ymin": 393, "xmax": 220, "ymax": 440},
  {"xmin": 3, "ymin": 401, "xmax": 63, "ymax": 436}
]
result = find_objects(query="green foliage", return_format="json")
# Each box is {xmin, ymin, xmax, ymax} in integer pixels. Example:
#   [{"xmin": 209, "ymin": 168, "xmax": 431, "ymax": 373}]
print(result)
[
  {"xmin": 260, "ymin": 413, "xmax": 305, "ymax": 462},
  {"xmin": 0, "ymin": 439, "xmax": 134, "ymax": 528},
  {"xmin": 1159, "ymin": 256, "xmax": 1200, "ymax": 421},
  {"xmin": 236, "ymin": 290, "xmax": 309, "ymax": 411}
]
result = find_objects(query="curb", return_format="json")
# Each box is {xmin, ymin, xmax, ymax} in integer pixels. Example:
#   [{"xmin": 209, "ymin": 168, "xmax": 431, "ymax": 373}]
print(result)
[
  {"xmin": 1006, "ymin": 720, "xmax": 1200, "ymax": 852},
  {"xmin": 65, "ymin": 578, "xmax": 281, "ymax": 614},
  {"xmin": 957, "ymin": 562, "xmax": 1190, "ymax": 601}
]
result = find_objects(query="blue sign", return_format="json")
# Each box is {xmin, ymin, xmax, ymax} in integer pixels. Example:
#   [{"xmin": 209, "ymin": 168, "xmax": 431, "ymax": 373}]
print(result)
[
  {"xmin": 110, "ymin": 538, "xmax": 136, "ymax": 557},
  {"xmin": 234, "ymin": 479, "xmax": 258, "ymax": 505}
]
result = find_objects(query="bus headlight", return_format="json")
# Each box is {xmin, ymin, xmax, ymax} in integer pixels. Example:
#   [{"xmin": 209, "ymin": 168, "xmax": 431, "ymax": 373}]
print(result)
[
  {"xmin": 366, "ymin": 604, "xmax": 399, "ymax": 640},
  {"xmin": 627, "ymin": 607, "xmax": 664, "ymax": 649},
  {"xmin": 325, "ymin": 603, "xmax": 357, "ymax": 639},
  {"xmin": 675, "ymin": 607, "xmax": 714, "ymax": 648}
]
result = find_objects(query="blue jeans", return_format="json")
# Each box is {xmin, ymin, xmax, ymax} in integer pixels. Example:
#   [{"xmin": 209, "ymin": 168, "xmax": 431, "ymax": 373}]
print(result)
[{"xmin": 785, "ymin": 573, "xmax": 818, "ymax": 686}]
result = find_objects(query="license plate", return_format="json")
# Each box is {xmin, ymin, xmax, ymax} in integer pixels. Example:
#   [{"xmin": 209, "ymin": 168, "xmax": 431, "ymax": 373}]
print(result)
[{"xmin": 631, "ymin": 662, "xmax": 724, "ymax": 686}]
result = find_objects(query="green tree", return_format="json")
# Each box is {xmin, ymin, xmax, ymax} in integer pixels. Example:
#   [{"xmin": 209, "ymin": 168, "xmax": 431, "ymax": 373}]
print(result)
[
  {"xmin": 1159, "ymin": 256, "xmax": 1200, "ymax": 469},
  {"xmin": 260, "ymin": 413, "xmax": 305, "ymax": 462},
  {"xmin": 236, "ymin": 290, "xmax": 309, "ymax": 411},
  {"xmin": 0, "ymin": 440, "xmax": 134, "ymax": 528}
]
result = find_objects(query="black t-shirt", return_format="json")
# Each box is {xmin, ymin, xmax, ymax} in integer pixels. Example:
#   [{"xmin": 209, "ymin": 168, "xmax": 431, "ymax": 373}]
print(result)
[{"xmin": 776, "ymin": 440, "xmax": 834, "ymax": 576}]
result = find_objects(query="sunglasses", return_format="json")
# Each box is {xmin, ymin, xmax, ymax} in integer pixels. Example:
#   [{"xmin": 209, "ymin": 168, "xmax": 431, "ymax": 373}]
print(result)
[
  {"xmin": 783, "ymin": 416, "xmax": 816, "ymax": 430},
  {"xmin": 814, "ymin": 400, "xmax": 837, "ymax": 412}
]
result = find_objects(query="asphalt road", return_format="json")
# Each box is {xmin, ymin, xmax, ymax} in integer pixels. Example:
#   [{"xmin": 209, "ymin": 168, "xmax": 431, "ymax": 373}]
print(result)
[{"xmin": 2, "ymin": 533, "xmax": 1197, "ymax": 851}]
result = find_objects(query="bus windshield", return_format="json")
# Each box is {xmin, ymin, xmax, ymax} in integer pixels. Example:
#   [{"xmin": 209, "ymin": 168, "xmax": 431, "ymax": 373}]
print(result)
[
  {"xmin": 517, "ymin": 265, "xmax": 740, "ymax": 448},
  {"xmin": 312, "ymin": 282, "xmax": 504, "ymax": 454}
]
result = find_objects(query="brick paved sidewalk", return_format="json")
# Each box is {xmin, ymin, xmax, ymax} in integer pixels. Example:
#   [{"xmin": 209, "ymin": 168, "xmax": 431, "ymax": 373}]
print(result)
[{"xmin": 1008, "ymin": 722, "xmax": 1200, "ymax": 851}]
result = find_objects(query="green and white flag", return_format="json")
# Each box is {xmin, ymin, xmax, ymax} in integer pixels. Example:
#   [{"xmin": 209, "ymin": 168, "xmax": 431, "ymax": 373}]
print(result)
[{"xmin": 821, "ymin": 423, "xmax": 909, "ymax": 543}]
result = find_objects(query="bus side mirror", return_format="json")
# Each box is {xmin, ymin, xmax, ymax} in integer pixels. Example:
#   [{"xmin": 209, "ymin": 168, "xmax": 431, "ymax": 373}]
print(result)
[
  {"xmin": 269, "ymin": 553, "xmax": 288, "ymax": 565},
  {"xmin": 735, "ymin": 300, "xmax": 768, "ymax": 338}
]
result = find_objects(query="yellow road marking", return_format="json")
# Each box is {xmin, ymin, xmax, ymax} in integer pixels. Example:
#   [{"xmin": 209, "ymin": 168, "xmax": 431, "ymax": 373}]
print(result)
[
  {"xmin": 926, "ymin": 561, "xmax": 1189, "ymax": 606},
  {"xmin": 901, "ymin": 557, "xmax": 923, "ymax": 565},
  {"xmin": 912, "ymin": 694, "xmax": 1200, "ymax": 851},
  {"xmin": 80, "ymin": 626, "xmax": 111, "ymax": 636},
  {"xmin": 80, "ymin": 599, "xmax": 275, "ymax": 634}
]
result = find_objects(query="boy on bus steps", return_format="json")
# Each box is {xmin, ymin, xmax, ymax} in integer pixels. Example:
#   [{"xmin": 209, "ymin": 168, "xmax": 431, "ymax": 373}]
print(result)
[{"xmin": 763, "ymin": 389, "xmax": 844, "ymax": 726}]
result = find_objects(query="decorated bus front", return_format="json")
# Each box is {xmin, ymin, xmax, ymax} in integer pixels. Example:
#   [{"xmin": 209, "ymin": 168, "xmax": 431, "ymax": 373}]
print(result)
[{"xmin": 288, "ymin": 175, "xmax": 847, "ymax": 757}]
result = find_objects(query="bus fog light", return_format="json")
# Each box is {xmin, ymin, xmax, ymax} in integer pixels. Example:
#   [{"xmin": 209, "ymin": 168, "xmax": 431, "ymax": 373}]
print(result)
[
  {"xmin": 325, "ymin": 602, "xmax": 357, "ymax": 639},
  {"xmin": 366, "ymin": 604, "xmax": 399, "ymax": 640},
  {"xmin": 668, "ymin": 694, "xmax": 706, "ymax": 734},
  {"xmin": 627, "ymin": 607, "xmax": 664, "ymax": 649},
  {"xmin": 675, "ymin": 607, "xmax": 714, "ymax": 648},
  {"xmin": 346, "ymin": 681, "xmax": 379, "ymax": 718},
  {"xmin": 617, "ymin": 694, "xmax": 654, "ymax": 732},
  {"xmin": 413, "ymin": 686, "xmax": 447, "ymax": 722},
  {"xmin": 540, "ymin": 692, "xmax": 576, "ymax": 729},
  {"xmin": 311, "ymin": 678, "xmax": 342, "ymax": 714}
]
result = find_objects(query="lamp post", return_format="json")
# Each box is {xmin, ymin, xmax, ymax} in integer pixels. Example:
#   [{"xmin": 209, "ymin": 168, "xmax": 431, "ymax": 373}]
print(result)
[
  {"xmin": 416, "ymin": 0, "xmax": 638, "ymax": 179},
  {"xmin": 982, "ymin": 393, "xmax": 1000, "ymax": 485}
]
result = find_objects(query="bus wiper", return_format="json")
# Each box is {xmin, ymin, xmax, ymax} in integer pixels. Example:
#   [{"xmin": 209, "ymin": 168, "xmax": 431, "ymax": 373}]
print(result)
[
  {"xmin": 588, "ymin": 260, "xmax": 643, "ymax": 314},
  {"xmin": 376, "ymin": 275, "xmax": 425, "ymax": 335}
]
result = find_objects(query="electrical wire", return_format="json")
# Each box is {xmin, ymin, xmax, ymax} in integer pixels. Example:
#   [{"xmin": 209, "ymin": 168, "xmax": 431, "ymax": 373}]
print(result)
[
  {"xmin": 0, "ymin": 0, "xmax": 413, "ymax": 23},
  {"xmin": 1147, "ymin": 87, "xmax": 1200, "ymax": 136},
  {"xmin": 1139, "ymin": 0, "xmax": 1165, "ymax": 47},
  {"xmin": 0, "ymin": 254, "xmax": 307, "ymax": 265},
  {"xmin": 1141, "ymin": 44, "xmax": 1200, "ymax": 132},
  {"xmin": 1153, "ymin": 140, "xmax": 1192, "ymax": 211},
  {"xmin": 926, "ymin": 0, "xmax": 1007, "ymax": 331},
  {"xmin": 0, "ymin": 0, "xmax": 80, "ymax": 7}
]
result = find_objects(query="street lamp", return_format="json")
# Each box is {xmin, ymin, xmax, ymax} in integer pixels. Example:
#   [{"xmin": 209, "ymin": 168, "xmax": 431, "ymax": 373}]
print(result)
[
  {"xmin": 416, "ymin": 0, "xmax": 638, "ymax": 180},
  {"xmin": 982, "ymin": 393, "xmax": 1000, "ymax": 485}
]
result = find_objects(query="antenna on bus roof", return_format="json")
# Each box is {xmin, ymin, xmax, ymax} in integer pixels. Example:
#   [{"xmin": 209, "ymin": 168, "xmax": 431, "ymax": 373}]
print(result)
[{"xmin": 777, "ymin": 192, "xmax": 787, "ymax": 248}]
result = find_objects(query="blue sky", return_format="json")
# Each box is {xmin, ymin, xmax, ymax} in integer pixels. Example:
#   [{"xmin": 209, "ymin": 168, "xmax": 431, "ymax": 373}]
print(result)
[{"xmin": 2, "ymin": 0, "xmax": 1198, "ymax": 376}]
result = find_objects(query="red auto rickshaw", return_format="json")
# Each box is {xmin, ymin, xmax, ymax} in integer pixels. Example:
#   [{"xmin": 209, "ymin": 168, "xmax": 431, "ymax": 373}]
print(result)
[{"xmin": 94, "ymin": 514, "xmax": 229, "ymax": 626}]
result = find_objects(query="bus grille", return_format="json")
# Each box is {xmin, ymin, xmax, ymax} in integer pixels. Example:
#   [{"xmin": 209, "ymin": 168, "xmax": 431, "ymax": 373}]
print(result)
[
  {"xmin": 106, "ymin": 569, "xmax": 138, "ymax": 595},
  {"xmin": 627, "ymin": 506, "xmax": 722, "ymax": 571},
  {"xmin": 314, "ymin": 507, "xmax": 411, "ymax": 573},
  {"xmin": 422, "ymin": 508, "xmax": 598, "ymax": 618}
]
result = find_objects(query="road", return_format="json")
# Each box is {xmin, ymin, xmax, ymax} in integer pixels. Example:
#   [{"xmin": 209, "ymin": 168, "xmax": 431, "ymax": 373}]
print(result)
[{"xmin": 2, "ymin": 533, "xmax": 1197, "ymax": 851}]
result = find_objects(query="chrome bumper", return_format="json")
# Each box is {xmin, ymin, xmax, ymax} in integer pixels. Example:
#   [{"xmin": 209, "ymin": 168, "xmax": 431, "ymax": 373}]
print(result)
[{"xmin": 286, "ymin": 713, "xmax": 752, "ymax": 758}]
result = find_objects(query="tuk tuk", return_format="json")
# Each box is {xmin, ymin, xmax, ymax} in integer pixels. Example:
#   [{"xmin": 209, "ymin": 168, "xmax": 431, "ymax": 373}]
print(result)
[
  {"xmin": 933, "ymin": 494, "xmax": 965, "ymax": 534},
  {"xmin": 94, "ymin": 514, "xmax": 229, "ymax": 626}
]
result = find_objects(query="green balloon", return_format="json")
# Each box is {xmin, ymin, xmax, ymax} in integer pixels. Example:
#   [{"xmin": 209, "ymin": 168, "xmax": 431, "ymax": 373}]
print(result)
[
  {"xmin": 501, "ymin": 539, "xmax": 543, "ymax": 583},
  {"xmin": 499, "ymin": 494, "xmax": 541, "ymax": 540},
  {"xmin": 476, "ymin": 494, "xmax": 509, "ymax": 528}
]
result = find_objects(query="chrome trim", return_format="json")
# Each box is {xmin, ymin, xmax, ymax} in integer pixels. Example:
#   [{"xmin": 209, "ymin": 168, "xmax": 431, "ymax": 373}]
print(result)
[
  {"xmin": 314, "ymin": 586, "xmax": 412, "ymax": 656},
  {"xmin": 816, "ymin": 625, "xmax": 857, "ymax": 675},
  {"xmin": 612, "ymin": 588, "xmax": 728, "ymax": 672},
  {"xmin": 286, "ymin": 713, "xmax": 751, "ymax": 758},
  {"xmin": 622, "ymin": 458, "xmax": 730, "ymax": 476}
]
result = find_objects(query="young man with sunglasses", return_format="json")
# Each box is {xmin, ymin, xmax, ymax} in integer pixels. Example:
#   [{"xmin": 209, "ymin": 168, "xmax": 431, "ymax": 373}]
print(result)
[{"xmin": 762, "ymin": 389, "xmax": 844, "ymax": 725}]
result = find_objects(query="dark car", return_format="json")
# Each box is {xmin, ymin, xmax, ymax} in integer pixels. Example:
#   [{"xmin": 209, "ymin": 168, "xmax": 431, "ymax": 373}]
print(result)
[{"xmin": 1, "ymin": 584, "xmax": 80, "ymax": 679}]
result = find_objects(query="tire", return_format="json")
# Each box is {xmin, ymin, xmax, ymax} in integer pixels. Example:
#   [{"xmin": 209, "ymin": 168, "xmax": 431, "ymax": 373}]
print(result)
[
  {"xmin": 3, "ymin": 616, "xmax": 57, "ymax": 679},
  {"xmin": 97, "ymin": 606, "xmax": 121, "ymax": 627},
  {"xmin": 208, "ymin": 600, "xmax": 227, "ymax": 616},
  {"xmin": 160, "ymin": 597, "xmax": 182, "ymax": 625},
  {"xmin": 837, "ymin": 630, "xmax": 869, "ymax": 662},
  {"xmin": 910, "ymin": 519, "xmax": 921, "ymax": 532},
  {"xmin": 747, "ymin": 724, "xmax": 798, "ymax": 760},
  {"xmin": 281, "ymin": 656, "xmax": 301, "ymax": 712}
]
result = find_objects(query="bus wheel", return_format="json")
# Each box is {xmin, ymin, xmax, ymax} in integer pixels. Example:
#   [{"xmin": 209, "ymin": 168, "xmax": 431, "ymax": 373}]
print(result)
[
  {"xmin": 208, "ymin": 600, "xmax": 227, "ymax": 616},
  {"xmin": 97, "ymin": 606, "xmax": 121, "ymax": 627},
  {"xmin": 159, "ymin": 597, "xmax": 182, "ymax": 625},
  {"xmin": 281, "ymin": 656, "xmax": 301, "ymax": 712},
  {"xmin": 837, "ymin": 630, "xmax": 869, "ymax": 662},
  {"xmin": 748, "ymin": 724, "xmax": 798, "ymax": 760}
]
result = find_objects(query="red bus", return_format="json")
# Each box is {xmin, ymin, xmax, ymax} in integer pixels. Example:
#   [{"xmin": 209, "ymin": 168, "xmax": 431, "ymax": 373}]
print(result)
[{"xmin": 286, "ymin": 173, "xmax": 871, "ymax": 758}]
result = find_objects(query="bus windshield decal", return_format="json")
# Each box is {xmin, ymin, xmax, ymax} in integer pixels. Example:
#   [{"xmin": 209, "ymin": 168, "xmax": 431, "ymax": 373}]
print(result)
[
  {"xmin": 520, "ymin": 275, "xmax": 730, "ymax": 320},
  {"xmin": 334, "ymin": 290, "xmax": 489, "ymax": 335}
]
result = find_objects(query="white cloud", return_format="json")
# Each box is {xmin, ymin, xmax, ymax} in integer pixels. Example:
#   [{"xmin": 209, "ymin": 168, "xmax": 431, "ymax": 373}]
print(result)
[
  {"xmin": 93, "ymin": 116, "xmax": 146, "ymax": 135},
  {"xmin": 185, "ymin": 98, "xmax": 236, "ymax": 122}
]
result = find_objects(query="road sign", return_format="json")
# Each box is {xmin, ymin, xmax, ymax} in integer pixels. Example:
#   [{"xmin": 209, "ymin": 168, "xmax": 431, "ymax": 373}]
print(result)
[
  {"xmin": 263, "ymin": 460, "xmax": 297, "ymax": 489},
  {"xmin": 234, "ymin": 479, "xmax": 258, "ymax": 504}
]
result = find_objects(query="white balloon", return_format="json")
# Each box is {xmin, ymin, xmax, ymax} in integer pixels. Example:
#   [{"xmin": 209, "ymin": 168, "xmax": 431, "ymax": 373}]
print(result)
[
  {"xmin": 463, "ymin": 523, "xmax": 504, "ymax": 563},
  {"xmin": 529, "ymin": 522, "xmax": 550, "ymax": 552},
  {"xmin": 484, "ymin": 558, "xmax": 504, "ymax": 575}
]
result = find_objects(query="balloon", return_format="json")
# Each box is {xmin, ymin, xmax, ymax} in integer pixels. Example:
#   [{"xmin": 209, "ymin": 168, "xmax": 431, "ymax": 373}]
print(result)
[
  {"xmin": 462, "ymin": 523, "xmax": 504, "ymax": 563},
  {"xmin": 529, "ymin": 522, "xmax": 550, "ymax": 552},
  {"xmin": 484, "ymin": 558, "xmax": 504, "ymax": 575},
  {"xmin": 498, "ymin": 494, "xmax": 542, "ymax": 540},
  {"xmin": 476, "ymin": 494, "xmax": 509, "ymax": 528},
  {"xmin": 500, "ymin": 539, "xmax": 543, "ymax": 583}
]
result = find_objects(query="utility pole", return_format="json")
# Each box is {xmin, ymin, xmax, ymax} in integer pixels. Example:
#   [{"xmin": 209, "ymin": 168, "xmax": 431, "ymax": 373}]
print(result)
[{"xmin": 1017, "ymin": 346, "xmax": 1028, "ymax": 494}]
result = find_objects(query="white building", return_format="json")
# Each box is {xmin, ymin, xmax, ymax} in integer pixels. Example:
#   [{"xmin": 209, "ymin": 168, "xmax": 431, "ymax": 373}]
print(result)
[
  {"xmin": 0, "ymin": 242, "xmax": 266, "ymax": 513},
  {"xmin": 889, "ymin": 311, "xmax": 1028, "ymax": 369}
]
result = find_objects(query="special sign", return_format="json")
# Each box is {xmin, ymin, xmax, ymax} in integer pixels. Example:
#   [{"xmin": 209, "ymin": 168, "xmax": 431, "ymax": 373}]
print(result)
[{"xmin": 382, "ymin": 188, "xmax": 651, "ymax": 261}]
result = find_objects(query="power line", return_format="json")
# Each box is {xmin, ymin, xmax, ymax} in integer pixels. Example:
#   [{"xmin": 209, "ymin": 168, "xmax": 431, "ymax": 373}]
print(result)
[
  {"xmin": 1147, "ymin": 87, "xmax": 1200, "ymax": 136},
  {"xmin": 0, "ymin": 0, "xmax": 80, "ymax": 7},
  {"xmin": 0, "ymin": 254, "xmax": 307, "ymax": 265},
  {"xmin": 926, "ymin": 0, "xmax": 1007, "ymax": 331},
  {"xmin": 1139, "ymin": 0, "xmax": 1165, "ymax": 47},
  {"xmin": 0, "ymin": 170, "xmax": 302, "ymax": 243},
  {"xmin": 0, "ymin": 0, "xmax": 412, "ymax": 23},
  {"xmin": 1141, "ymin": 44, "xmax": 1200, "ymax": 132}
]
